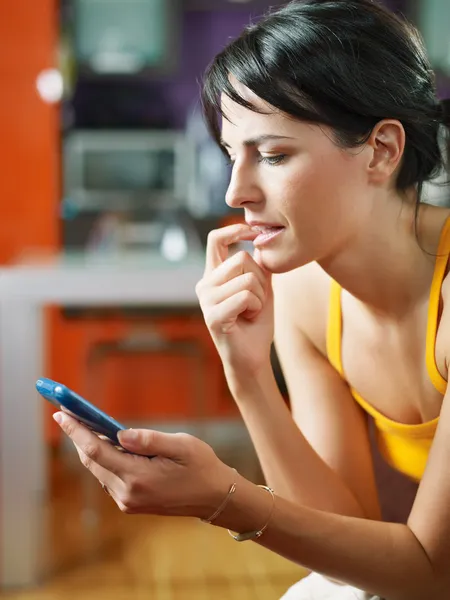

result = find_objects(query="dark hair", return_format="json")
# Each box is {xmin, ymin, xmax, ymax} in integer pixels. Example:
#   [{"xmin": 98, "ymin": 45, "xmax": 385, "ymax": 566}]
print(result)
[{"xmin": 202, "ymin": 0, "xmax": 450, "ymax": 203}]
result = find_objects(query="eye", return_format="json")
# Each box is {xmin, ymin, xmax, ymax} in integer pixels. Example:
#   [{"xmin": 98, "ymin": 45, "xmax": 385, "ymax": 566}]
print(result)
[{"xmin": 258, "ymin": 154, "xmax": 287, "ymax": 166}]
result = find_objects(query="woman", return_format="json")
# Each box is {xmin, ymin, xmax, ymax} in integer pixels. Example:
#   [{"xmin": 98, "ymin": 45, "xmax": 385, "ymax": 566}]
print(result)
[{"xmin": 54, "ymin": 1, "xmax": 450, "ymax": 598}]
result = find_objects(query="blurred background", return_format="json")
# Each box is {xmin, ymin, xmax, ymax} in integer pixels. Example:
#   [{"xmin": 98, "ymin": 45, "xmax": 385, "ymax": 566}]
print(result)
[{"xmin": 0, "ymin": 1, "xmax": 449, "ymax": 599}]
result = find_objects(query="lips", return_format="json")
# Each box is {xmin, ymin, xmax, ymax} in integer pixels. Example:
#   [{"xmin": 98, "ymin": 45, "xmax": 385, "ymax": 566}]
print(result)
[
  {"xmin": 246, "ymin": 220, "xmax": 285, "ymax": 230},
  {"xmin": 249, "ymin": 224, "xmax": 285, "ymax": 247},
  {"xmin": 251, "ymin": 225, "xmax": 284, "ymax": 233}
]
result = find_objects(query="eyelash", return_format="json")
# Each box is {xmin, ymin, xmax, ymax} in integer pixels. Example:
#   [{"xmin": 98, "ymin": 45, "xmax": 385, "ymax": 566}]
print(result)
[
  {"xmin": 226, "ymin": 154, "xmax": 287, "ymax": 167},
  {"xmin": 258, "ymin": 154, "xmax": 287, "ymax": 166}
]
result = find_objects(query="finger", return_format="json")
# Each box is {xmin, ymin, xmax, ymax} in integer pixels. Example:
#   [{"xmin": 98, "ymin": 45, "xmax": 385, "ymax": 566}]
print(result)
[
  {"xmin": 253, "ymin": 248, "xmax": 273, "ymax": 295},
  {"xmin": 205, "ymin": 225, "xmax": 257, "ymax": 274},
  {"xmin": 95, "ymin": 434, "xmax": 128, "ymax": 453},
  {"xmin": 97, "ymin": 434, "xmax": 116, "ymax": 445},
  {"xmin": 53, "ymin": 412, "xmax": 129, "ymax": 479},
  {"xmin": 206, "ymin": 250, "xmax": 266, "ymax": 290},
  {"xmin": 73, "ymin": 442, "xmax": 123, "ymax": 495},
  {"xmin": 206, "ymin": 290, "xmax": 263, "ymax": 333},
  {"xmin": 209, "ymin": 271, "xmax": 265, "ymax": 308},
  {"xmin": 117, "ymin": 428, "xmax": 192, "ymax": 459},
  {"xmin": 252, "ymin": 248, "xmax": 265, "ymax": 270}
]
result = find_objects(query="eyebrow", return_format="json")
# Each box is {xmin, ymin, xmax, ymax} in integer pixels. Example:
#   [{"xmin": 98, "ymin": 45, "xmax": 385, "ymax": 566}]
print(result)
[{"xmin": 220, "ymin": 134, "xmax": 295, "ymax": 149}]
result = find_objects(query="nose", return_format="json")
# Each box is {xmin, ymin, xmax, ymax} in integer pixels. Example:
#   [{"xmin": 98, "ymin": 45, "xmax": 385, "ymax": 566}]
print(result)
[{"xmin": 225, "ymin": 161, "xmax": 263, "ymax": 209}]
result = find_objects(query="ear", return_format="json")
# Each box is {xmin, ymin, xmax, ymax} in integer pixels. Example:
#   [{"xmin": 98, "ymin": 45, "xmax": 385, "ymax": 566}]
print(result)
[{"xmin": 366, "ymin": 119, "xmax": 405, "ymax": 186}]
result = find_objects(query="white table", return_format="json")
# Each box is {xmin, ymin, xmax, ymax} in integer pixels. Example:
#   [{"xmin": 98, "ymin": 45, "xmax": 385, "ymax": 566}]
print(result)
[{"xmin": 0, "ymin": 253, "xmax": 205, "ymax": 588}]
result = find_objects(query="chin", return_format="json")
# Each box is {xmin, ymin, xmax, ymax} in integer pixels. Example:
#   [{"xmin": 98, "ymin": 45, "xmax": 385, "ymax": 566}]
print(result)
[{"xmin": 257, "ymin": 249, "xmax": 308, "ymax": 274}]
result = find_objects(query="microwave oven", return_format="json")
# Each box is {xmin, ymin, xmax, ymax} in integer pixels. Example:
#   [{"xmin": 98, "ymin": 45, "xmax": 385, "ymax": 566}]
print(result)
[{"xmin": 63, "ymin": 129, "xmax": 193, "ymax": 212}]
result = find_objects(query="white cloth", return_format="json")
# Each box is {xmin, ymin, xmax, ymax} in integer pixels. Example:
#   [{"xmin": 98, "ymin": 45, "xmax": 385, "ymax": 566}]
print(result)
[{"xmin": 281, "ymin": 572, "xmax": 381, "ymax": 600}]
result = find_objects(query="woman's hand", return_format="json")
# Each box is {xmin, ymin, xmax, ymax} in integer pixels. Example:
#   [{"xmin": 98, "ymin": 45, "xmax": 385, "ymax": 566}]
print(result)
[
  {"xmin": 195, "ymin": 224, "xmax": 274, "ymax": 376},
  {"xmin": 53, "ymin": 412, "xmax": 235, "ymax": 519}
]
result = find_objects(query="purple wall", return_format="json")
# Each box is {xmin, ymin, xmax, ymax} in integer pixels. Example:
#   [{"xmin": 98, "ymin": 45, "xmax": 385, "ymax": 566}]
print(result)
[
  {"xmin": 72, "ymin": 9, "xmax": 254, "ymax": 129},
  {"xmin": 158, "ymin": 0, "xmax": 414, "ymax": 128},
  {"xmin": 157, "ymin": 10, "xmax": 252, "ymax": 128},
  {"xmin": 74, "ymin": 0, "xmax": 450, "ymax": 130}
]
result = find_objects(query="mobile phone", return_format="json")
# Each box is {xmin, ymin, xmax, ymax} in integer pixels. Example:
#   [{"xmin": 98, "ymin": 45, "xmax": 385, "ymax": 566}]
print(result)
[{"xmin": 36, "ymin": 377, "xmax": 127, "ymax": 446}]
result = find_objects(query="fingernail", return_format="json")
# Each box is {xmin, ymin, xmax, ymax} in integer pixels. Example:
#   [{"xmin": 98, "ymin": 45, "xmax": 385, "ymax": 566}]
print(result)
[
  {"xmin": 119, "ymin": 429, "xmax": 137, "ymax": 443},
  {"xmin": 53, "ymin": 412, "xmax": 63, "ymax": 425}
]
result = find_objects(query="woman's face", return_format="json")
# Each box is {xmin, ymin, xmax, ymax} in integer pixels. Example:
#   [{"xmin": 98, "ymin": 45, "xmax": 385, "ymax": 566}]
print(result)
[{"xmin": 221, "ymin": 86, "xmax": 375, "ymax": 273}]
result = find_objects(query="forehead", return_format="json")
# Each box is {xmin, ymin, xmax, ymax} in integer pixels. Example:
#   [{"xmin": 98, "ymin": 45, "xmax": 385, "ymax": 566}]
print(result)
[
  {"xmin": 220, "ymin": 91, "xmax": 328, "ymax": 150},
  {"xmin": 221, "ymin": 90, "xmax": 299, "ymax": 140},
  {"xmin": 218, "ymin": 76, "xmax": 340, "ymax": 150},
  {"xmin": 219, "ymin": 75, "xmax": 327, "ymax": 144},
  {"xmin": 220, "ymin": 77, "xmax": 278, "ymax": 125}
]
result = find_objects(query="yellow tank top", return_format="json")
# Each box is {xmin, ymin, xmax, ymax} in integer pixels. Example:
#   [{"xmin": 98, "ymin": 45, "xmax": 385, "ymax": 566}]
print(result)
[{"xmin": 327, "ymin": 218, "xmax": 450, "ymax": 482}]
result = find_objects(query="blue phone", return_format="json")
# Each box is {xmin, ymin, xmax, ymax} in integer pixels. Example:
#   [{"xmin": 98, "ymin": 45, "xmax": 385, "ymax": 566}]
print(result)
[{"xmin": 36, "ymin": 377, "xmax": 127, "ymax": 445}]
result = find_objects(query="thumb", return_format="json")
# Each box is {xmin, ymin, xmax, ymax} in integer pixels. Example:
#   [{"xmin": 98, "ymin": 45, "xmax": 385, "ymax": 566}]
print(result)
[
  {"xmin": 253, "ymin": 248, "xmax": 273, "ymax": 294},
  {"xmin": 118, "ymin": 429, "xmax": 183, "ymax": 459}
]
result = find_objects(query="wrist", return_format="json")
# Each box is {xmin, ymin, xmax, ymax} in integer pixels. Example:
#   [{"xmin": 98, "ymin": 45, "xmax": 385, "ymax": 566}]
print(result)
[
  {"xmin": 224, "ymin": 360, "xmax": 275, "ymax": 396},
  {"xmin": 201, "ymin": 467, "xmax": 238, "ymax": 524},
  {"xmin": 198, "ymin": 463, "xmax": 238, "ymax": 521},
  {"xmin": 220, "ymin": 344, "xmax": 272, "ymax": 379},
  {"xmin": 211, "ymin": 472, "xmax": 275, "ymax": 537}
]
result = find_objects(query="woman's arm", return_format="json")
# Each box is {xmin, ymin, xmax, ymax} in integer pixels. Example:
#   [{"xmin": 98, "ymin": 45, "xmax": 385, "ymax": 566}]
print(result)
[
  {"xmin": 196, "ymin": 225, "xmax": 379, "ymax": 520},
  {"xmin": 211, "ymin": 372, "xmax": 450, "ymax": 600},
  {"xmin": 226, "ymin": 265, "xmax": 380, "ymax": 521},
  {"xmin": 55, "ymin": 408, "xmax": 443, "ymax": 600},
  {"xmin": 226, "ymin": 361, "xmax": 378, "ymax": 520},
  {"xmin": 212, "ymin": 471, "xmax": 437, "ymax": 600},
  {"xmin": 53, "ymin": 379, "xmax": 449, "ymax": 600}
]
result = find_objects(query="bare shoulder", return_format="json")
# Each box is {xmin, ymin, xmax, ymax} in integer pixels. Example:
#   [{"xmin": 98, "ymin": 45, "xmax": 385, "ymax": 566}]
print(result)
[{"xmin": 272, "ymin": 262, "xmax": 332, "ymax": 356}]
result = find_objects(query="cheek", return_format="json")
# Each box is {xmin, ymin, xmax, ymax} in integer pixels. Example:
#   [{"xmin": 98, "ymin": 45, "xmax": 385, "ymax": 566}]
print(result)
[
  {"xmin": 299, "ymin": 153, "xmax": 363, "ymax": 210},
  {"xmin": 281, "ymin": 154, "xmax": 365, "ymax": 236}
]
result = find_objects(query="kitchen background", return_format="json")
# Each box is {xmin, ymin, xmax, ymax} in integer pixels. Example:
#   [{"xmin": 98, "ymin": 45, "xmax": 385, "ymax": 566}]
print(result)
[{"xmin": 0, "ymin": 1, "xmax": 449, "ymax": 598}]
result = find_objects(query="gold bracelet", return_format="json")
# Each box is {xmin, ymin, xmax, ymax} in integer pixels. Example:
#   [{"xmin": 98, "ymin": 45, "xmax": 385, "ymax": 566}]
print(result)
[
  {"xmin": 227, "ymin": 485, "xmax": 275, "ymax": 542},
  {"xmin": 201, "ymin": 468, "xmax": 237, "ymax": 524}
]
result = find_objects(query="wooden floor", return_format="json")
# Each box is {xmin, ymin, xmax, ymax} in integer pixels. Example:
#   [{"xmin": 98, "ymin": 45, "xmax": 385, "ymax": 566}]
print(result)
[{"xmin": 1, "ymin": 446, "xmax": 306, "ymax": 600}]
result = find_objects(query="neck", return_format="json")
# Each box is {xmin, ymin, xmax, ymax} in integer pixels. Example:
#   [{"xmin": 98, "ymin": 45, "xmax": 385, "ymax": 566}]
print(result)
[{"xmin": 318, "ymin": 193, "xmax": 449, "ymax": 319}]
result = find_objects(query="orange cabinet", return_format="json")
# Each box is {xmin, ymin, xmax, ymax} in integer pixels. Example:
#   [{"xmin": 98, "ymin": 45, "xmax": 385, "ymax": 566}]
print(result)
[
  {"xmin": 0, "ymin": 2, "xmax": 235, "ymax": 444},
  {"xmin": 0, "ymin": 1, "xmax": 59, "ymax": 264},
  {"xmin": 45, "ymin": 310, "xmax": 238, "ymax": 445}
]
